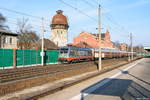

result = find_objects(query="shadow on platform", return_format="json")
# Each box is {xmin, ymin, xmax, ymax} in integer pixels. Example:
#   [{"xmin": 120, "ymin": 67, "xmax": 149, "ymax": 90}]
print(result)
[
  {"xmin": 120, "ymin": 70, "xmax": 150, "ymax": 86},
  {"xmin": 144, "ymin": 56, "xmax": 150, "ymax": 58},
  {"xmin": 80, "ymin": 78, "xmax": 150, "ymax": 100}
]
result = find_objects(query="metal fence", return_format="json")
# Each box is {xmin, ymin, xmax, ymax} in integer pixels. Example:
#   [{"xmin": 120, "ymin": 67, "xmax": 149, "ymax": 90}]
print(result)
[
  {"xmin": 0, "ymin": 49, "xmax": 13, "ymax": 68},
  {"xmin": 0, "ymin": 49, "xmax": 59, "ymax": 69},
  {"xmin": 137, "ymin": 53, "xmax": 150, "ymax": 57}
]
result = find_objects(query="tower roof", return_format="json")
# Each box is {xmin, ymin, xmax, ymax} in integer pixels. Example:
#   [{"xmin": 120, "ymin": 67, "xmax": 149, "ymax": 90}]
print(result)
[{"xmin": 51, "ymin": 10, "xmax": 68, "ymax": 25}]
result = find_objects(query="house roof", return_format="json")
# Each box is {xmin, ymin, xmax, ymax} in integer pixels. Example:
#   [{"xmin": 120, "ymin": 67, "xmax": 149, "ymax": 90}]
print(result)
[
  {"xmin": 35, "ymin": 39, "xmax": 59, "ymax": 50},
  {"xmin": 51, "ymin": 10, "xmax": 68, "ymax": 25},
  {"xmin": 68, "ymin": 42, "xmax": 92, "ymax": 48},
  {"xmin": 0, "ymin": 29, "xmax": 18, "ymax": 36}
]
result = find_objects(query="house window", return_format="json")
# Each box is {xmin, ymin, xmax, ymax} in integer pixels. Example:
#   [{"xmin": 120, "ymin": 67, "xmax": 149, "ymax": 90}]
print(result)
[
  {"xmin": 3, "ymin": 37, "xmax": 6, "ymax": 44},
  {"xmin": 4, "ymin": 37, "xmax": 9, "ymax": 44},
  {"xmin": 10, "ymin": 38, "xmax": 12, "ymax": 44}
]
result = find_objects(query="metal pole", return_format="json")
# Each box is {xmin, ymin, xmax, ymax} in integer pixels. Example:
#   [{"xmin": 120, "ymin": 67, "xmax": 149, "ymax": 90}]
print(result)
[
  {"xmin": 130, "ymin": 33, "xmax": 133, "ymax": 60},
  {"xmin": 128, "ymin": 45, "xmax": 131, "ymax": 61},
  {"xmin": 98, "ymin": 4, "xmax": 102, "ymax": 71},
  {"xmin": 41, "ymin": 18, "xmax": 45, "ymax": 66}
]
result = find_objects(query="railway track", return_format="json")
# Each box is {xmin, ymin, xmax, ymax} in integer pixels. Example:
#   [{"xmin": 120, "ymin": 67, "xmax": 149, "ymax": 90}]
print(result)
[
  {"xmin": 0, "ymin": 61, "xmax": 95, "ymax": 83},
  {"xmin": 0, "ymin": 58, "xmax": 128, "ymax": 83}
]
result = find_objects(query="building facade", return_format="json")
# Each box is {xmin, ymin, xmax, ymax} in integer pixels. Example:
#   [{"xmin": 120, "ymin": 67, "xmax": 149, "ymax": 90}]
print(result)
[
  {"xmin": 120, "ymin": 43, "xmax": 127, "ymax": 51},
  {"xmin": 0, "ymin": 30, "xmax": 18, "ymax": 49},
  {"xmin": 50, "ymin": 10, "xmax": 69, "ymax": 47},
  {"xmin": 72, "ymin": 30, "xmax": 114, "ymax": 49}
]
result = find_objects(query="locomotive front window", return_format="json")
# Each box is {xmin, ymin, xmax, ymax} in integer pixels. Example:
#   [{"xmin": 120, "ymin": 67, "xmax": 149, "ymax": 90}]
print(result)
[
  {"xmin": 60, "ymin": 48, "xmax": 68, "ymax": 53},
  {"xmin": 59, "ymin": 48, "xmax": 68, "ymax": 57}
]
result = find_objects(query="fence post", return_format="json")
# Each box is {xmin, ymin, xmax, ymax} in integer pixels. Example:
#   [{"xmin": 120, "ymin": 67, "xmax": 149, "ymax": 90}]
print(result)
[{"xmin": 13, "ymin": 49, "xmax": 17, "ymax": 69}]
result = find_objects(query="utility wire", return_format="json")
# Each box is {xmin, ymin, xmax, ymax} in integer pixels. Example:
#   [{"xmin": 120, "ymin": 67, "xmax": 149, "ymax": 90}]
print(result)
[
  {"xmin": 104, "ymin": 13, "xmax": 129, "ymax": 33},
  {"xmin": 6, "ymin": 17, "xmax": 50, "ymax": 29},
  {"xmin": 0, "ymin": 7, "xmax": 41, "ymax": 19},
  {"xmin": 0, "ymin": 6, "xmax": 50, "ymax": 25},
  {"xmin": 93, "ymin": 0, "xmax": 99, "ymax": 5},
  {"xmin": 85, "ymin": 0, "xmax": 130, "ymax": 34},
  {"xmin": 81, "ymin": 0, "xmax": 129, "ymax": 34},
  {"xmin": 58, "ymin": 0, "xmax": 97, "ymax": 22},
  {"xmin": 82, "ymin": 0, "xmax": 96, "ymax": 8},
  {"xmin": 5, "ymin": 17, "xmax": 50, "ymax": 34}
]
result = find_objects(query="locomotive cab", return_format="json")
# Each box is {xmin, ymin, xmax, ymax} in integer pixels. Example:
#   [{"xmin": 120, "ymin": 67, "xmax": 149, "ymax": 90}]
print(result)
[{"xmin": 59, "ymin": 47, "xmax": 69, "ymax": 63}]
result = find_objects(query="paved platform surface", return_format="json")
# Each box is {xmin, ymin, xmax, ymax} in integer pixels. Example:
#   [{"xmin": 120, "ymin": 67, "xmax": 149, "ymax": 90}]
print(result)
[{"xmin": 40, "ymin": 58, "xmax": 150, "ymax": 100}]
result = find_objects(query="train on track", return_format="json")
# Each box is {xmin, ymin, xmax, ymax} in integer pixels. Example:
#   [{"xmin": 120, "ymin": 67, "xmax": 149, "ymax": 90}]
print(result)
[{"xmin": 58, "ymin": 46, "xmax": 136, "ymax": 63}]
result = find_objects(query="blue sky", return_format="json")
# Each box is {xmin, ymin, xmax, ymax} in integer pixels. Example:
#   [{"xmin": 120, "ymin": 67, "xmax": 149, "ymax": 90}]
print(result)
[{"xmin": 0, "ymin": 0, "xmax": 150, "ymax": 46}]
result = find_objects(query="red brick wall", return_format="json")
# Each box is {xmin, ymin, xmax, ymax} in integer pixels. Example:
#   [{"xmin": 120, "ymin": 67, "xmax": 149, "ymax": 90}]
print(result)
[
  {"xmin": 73, "ymin": 32, "xmax": 98, "ymax": 48},
  {"xmin": 72, "ymin": 31, "xmax": 114, "ymax": 49}
]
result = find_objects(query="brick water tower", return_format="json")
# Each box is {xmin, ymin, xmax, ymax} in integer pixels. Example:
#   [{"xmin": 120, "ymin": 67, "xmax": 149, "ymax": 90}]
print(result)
[{"xmin": 50, "ymin": 10, "xmax": 69, "ymax": 47}]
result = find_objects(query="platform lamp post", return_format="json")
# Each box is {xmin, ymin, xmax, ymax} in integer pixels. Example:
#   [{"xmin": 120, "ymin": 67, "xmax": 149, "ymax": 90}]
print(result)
[{"xmin": 98, "ymin": 4, "xmax": 102, "ymax": 71}]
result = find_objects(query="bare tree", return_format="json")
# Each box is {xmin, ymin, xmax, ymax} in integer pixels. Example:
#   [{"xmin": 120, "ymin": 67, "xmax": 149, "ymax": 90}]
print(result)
[
  {"xmin": 0, "ymin": 13, "xmax": 9, "ymax": 48},
  {"xmin": 17, "ymin": 18, "xmax": 39, "ymax": 49},
  {"xmin": 0, "ymin": 13, "xmax": 9, "ymax": 30},
  {"xmin": 113, "ymin": 41, "xmax": 120, "ymax": 49},
  {"xmin": 133, "ymin": 45, "xmax": 144, "ymax": 53}
]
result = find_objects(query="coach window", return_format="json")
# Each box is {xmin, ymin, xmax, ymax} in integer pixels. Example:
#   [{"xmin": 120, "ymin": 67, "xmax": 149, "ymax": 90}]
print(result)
[{"xmin": 70, "ymin": 50, "xmax": 74, "ymax": 57}]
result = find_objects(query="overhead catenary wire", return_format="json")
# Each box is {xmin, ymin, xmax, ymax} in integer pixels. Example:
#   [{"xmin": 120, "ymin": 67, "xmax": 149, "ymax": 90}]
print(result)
[
  {"xmin": 57, "ymin": 0, "xmax": 97, "ymax": 22},
  {"xmin": 0, "ymin": 6, "xmax": 51, "ymax": 26},
  {"xmin": 5, "ymin": 17, "xmax": 50, "ymax": 30},
  {"xmin": 0, "ymin": 0, "xmax": 130, "ymax": 40},
  {"xmin": 2, "ymin": 13, "xmax": 51, "ymax": 28},
  {"xmin": 0, "ymin": 1, "xmax": 113, "ymax": 34},
  {"xmin": 104, "ymin": 13, "xmax": 130, "ymax": 33},
  {"xmin": 93, "ymin": 0, "xmax": 99, "ymax": 5},
  {"xmin": 81, "ymin": 0, "xmax": 130, "ymax": 34},
  {"xmin": 6, "ymin": 15, "xmax": 50, "ymax": 26},
  {"xmin": 83, "ymin": 0, "xmax": 130, "ymax": 34},
  {"xmin": 4, "ymin": 17, "xmax": 50, "ymax": 35},
  {"xmin": 81, "ymin": 0, "xmax": 97, "ymax": 8},
  {"xmin": 0, "ymin": 7, "xmax": 42, "ymax": 19},
  {"xmin": 0, "ymin": 1, "xmax": 130, "ymax": 34}
]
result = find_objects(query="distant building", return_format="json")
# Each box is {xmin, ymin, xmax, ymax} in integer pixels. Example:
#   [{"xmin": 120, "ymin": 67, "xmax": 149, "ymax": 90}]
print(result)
[
  {"xmin": 50, "ymin": 10, "xmax": 69, "ymax": 47},
  {"xmin": 71, "ymin": 30, "xmax": 114, "ymax": 49},
  {"xmin": 120, "ymin": 43, "xmax": 127, "ymax": 51},
  {"xmin": 0, "ymin": 30, "xmax": 18, "ymax": 49},
  {"xmin": 144, "ymin": 46, "xmax": 150, "ymax": 52}
]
